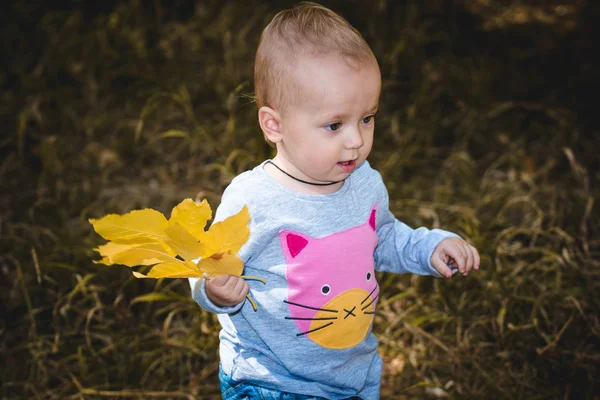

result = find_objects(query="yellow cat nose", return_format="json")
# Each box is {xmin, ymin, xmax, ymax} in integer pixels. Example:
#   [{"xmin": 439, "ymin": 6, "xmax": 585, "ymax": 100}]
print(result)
[
  {"xmin": 308, "ymin": 288, "xmax": 376, "ymax": 349},
  {"xmin": 343, "ymin": 305, "xmax": 357, "ymax": 318}
]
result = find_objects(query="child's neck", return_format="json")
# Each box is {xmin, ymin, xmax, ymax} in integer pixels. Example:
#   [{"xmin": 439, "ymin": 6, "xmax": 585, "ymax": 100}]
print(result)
[{"xmin": 263, "ymin": 156, "xmax": 344, "ymax": 195}]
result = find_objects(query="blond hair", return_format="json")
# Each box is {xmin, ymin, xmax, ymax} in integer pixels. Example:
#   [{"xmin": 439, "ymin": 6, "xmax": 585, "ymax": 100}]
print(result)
[{"xmin": 254, "ymin": 2, "xmax": 377, "ymax": 113}]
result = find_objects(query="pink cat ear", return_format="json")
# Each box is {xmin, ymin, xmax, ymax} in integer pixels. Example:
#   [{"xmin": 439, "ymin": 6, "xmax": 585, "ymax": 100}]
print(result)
[
  {"xmin": 281, "ymin": 232, "xmax": 309, "ymax": 258},
  {"xmin": 368, "ymin": 206, "xmax": 377, "ymax": 231}
]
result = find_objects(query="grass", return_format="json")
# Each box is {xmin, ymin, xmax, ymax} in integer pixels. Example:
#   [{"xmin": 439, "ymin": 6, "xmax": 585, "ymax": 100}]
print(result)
[{"xmin": 1, "ymin": 0, "xmax": 598, "ymax": 399}]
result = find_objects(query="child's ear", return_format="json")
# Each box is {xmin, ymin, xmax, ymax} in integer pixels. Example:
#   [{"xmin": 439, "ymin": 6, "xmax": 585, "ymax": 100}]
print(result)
[{"xmin": 258, "ymin": 106, "xmax": 283, "ymax": 143}]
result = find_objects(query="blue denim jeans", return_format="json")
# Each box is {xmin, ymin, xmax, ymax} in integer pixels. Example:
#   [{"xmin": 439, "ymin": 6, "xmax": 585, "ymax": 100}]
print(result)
[{"xmin": 219, "ymin": 365, "xmax": 359, "ymax": 400}]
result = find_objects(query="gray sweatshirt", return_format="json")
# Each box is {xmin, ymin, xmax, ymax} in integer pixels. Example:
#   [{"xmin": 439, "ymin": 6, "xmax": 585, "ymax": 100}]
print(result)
[{"xmin": 189, "ymin": 160, "xmax": 457, "ymax": 399}]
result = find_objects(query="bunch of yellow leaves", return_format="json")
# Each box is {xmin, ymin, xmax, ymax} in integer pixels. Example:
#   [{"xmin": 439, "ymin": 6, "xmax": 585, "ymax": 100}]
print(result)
[{"xmin": 89, "ymin": 199, "xmax": 263, "ymax": 310}]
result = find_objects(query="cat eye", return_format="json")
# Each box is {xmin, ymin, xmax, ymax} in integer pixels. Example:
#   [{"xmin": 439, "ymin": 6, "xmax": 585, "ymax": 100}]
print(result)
[
  {"xmin": 321, "ymin": 285, "xmax": 331, "ymax": 295},
  {"xmin": 366, "ymin": 272, "xmax": 372, "ymax": 281}
]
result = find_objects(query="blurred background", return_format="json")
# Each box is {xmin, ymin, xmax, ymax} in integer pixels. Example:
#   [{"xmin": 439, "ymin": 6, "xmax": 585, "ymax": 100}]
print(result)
[{"xmin": 1, "ymin": 0, "xmax": 598, "ymax": 398}]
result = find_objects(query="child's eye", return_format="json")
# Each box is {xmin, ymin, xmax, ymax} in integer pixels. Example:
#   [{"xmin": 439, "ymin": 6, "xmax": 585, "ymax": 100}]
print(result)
[
  {"xmin": 362, "ymin": 115, "xmax": 375, "ymax": 124},
  {"xmin": 325, "ymin": 123, "xmax": 341, "ymax": 131}
]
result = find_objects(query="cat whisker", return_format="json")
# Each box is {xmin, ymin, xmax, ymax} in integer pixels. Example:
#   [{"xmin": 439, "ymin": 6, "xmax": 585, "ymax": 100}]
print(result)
[
  {"xmin": 296, "ymin": 322, "xmax": 334, "ymax": 337},
  {"xmin": 361, "ymin": 286, "xmax": 378, "ymax": 305},
  {"xmin": 284, "ymin": 300, "xmax": 338, "ymax": 313},
  {"xmin": 361, "ymin": 290, "xmax": 379, "ymax": 311},
  {"xmin": 285, "ymin": 316, "xmax": 338, "ymax": 321},
  {"xmin": 363, "ymin": 311, "xmax": 376, "ymax": 315}
]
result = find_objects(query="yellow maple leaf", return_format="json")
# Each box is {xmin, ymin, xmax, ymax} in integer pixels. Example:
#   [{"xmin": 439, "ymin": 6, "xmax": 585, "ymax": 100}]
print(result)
[
  {"xmin": 169, "ymin": 198, "xmax": 212, "ymax": 240},
  {"xmin": 90, "ymin": 200, "xmax": 263, "ymax": 310},
  {"xmin": 133, "ymin": 261, "xmax": 203, "ymax": 279},
  {"xmin": 89, "ymin": 209, "xmax": 168, "ymax": 242},
  {"xmin": 93, "ymin": 241, "xmax": 142, "ymax": 265},
  {"xmin": 164, "ymin": 222, "xmax": 205, "ymax": 262},
  {"xmin": 93, "ymin": 238, "xmax": 165, "ymax": 265},
  {"xmin": 106, "ymin": 241, "xmax": 178, "ymax": 267},
  {"xmin": 90, "ymin": 200, "xmax": 250, "ymax": 279},
  {"xmin": 199, "ymin": 205, "xmax": 250, "ymax": 257},
  {"xmin": 197, "ymin": 252, "xmax": 244, "ymax": 279}
]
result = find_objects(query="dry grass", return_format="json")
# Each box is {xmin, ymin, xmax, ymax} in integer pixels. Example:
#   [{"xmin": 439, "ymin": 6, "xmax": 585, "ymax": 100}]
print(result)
[{"xmin": 1, "ymin": 1, "xmax": 598, "ymax": 399}]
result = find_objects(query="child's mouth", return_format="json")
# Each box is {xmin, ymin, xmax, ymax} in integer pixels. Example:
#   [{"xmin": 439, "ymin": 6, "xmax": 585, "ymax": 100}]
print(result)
[{"xmin": 337, "ymin": 160, "xmax": 356, "ymax": 172}]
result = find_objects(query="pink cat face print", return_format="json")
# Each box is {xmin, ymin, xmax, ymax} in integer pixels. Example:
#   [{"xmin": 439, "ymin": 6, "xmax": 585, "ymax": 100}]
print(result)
[{"xmin": 280, "ymin": 205, "xmax": 379, "ymax": 349}]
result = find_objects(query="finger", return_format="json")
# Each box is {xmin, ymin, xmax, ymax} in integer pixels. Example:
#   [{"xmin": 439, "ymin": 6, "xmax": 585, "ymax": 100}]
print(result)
[
  {"xmin": 237, "ymin": 280, "xmax": 250, "ymax": 300},
  {"xmin": 438, "ymin": 249, "xmax": 456, "ymax": 270},
  {"xmin": 231, "ymin": 277, "xmax": 248, "ymax": 300},
  {"xmin": 221, "ymin": 275, "xmax": 242, "ymax": 293},
  {"xmin": 208, "ymin": 276, "xmax": 236, "ymax": 302},
  {"xmin": 471, "ymin": 245, "xmax": 481, "ymax": 270},
  {"xmin": 463, "ymin": 243, "xmax": 472, "ymax": 275},
  {"xmin": 209, "ymin": 274, "xmax": 229, "ymax": 287},
  {"xmin": 206, "ymin": 278, "xmax": 234, "ymax": 306},
  {"xmin": 220, "ymin": 276, "xmax": 248, "ymax": 304},
  {"xmin": 217, "ymin": 279, "xmax": 240, "ymax": 306},
  {"xmin": 205, "ymin": 277, "xmax": 222, "ymax": 295},
  {"xmin": 441, "ymin": 252, "xmax": 455, "ymax": 270},
  {"xmin": 445, "ymin": 244, "xmax": 467, "ymax": 274},
  {"xmin": 458, "ymin": 244, "xmax": 469, "ymax": 273},
  {"xmin": 431, "ymin": 256, "xmax": 453, "ymax": 278}
]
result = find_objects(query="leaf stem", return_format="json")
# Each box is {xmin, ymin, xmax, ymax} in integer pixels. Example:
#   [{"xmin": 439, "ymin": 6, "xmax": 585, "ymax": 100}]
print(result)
[
  {"xmin": 241, "ymin": 275, "xmax": 266, "ymax": 284},
  {"xmin": 246, "ymin": 294, "xmax": 258, "ymax": 311}
]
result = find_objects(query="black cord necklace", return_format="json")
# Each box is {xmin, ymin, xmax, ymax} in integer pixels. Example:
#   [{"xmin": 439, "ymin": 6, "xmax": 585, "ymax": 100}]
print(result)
[{"xmin": 265, "ymin": 160, "xmax": 343, "ymax": 186}]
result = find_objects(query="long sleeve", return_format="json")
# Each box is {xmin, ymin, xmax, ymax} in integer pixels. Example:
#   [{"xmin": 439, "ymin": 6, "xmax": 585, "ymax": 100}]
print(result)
[
  {"xmin": 188, "ymin": 176, "xmax": 254, "ymax": 314},
  {"xmin": 373, "ymin": 175, "xmax": 459, "ymax": 277},
  {"xmin": 188, "ymin": 277, "xmax": 245, "ymax": 313}
]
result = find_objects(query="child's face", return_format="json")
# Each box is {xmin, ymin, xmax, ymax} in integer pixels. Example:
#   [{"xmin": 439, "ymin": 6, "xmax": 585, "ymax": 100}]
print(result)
[{"xmin": 275, "ymin": 53, "xmax": 381, "ymax": 185}]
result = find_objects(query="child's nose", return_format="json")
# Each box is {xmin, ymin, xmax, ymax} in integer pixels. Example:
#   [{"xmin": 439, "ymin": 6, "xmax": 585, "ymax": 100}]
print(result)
[{"xmin": 345, "ymin": 128, "xmax": 364, "ymax": 149}]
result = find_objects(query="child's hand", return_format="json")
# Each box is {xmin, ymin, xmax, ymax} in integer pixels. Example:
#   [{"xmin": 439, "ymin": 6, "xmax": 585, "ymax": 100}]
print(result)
[
  {"xmin": 431, "ymin": 238, "xmax": 480, "ymax": 278},
  {"xmin": 206, "ymin": 275, "xmax": 249, "ymax": 307}
]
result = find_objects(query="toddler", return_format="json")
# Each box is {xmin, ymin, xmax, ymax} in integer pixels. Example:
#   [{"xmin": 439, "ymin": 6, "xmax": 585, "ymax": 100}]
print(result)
[{"xmin": 189, "ymin": 3, "xmax": 480, "ymax": 399}]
